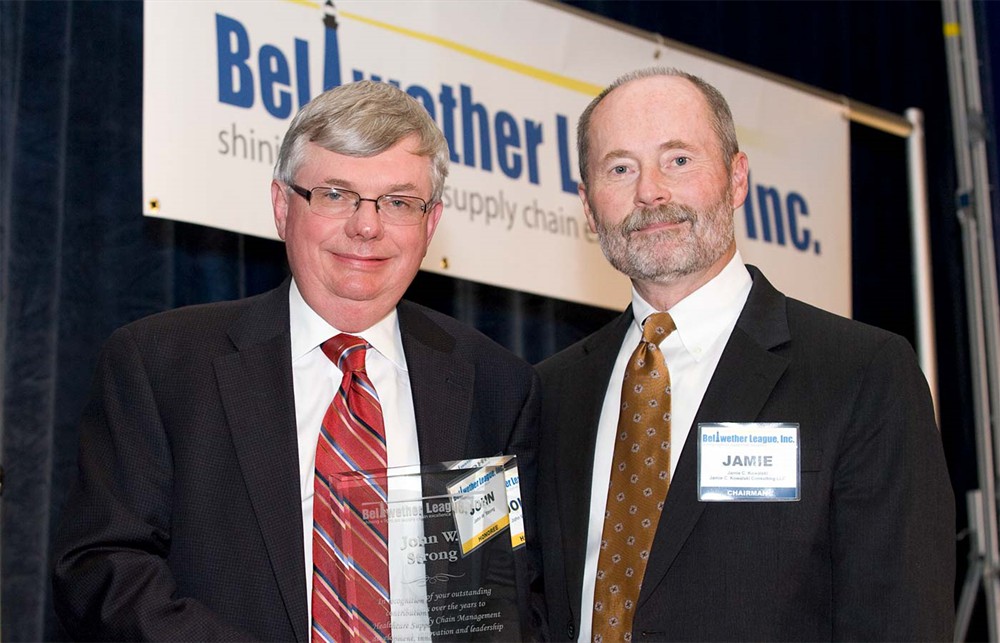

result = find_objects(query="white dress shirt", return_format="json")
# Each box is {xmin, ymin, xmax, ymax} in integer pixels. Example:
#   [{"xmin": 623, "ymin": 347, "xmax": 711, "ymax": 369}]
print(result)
[
  {"xmin": 576, "ymin": 253, "xmax": 753, "ymax": 642},
  {"xmin": 288, "ymin": 280, "xmax": 428, "ymax": 638}
]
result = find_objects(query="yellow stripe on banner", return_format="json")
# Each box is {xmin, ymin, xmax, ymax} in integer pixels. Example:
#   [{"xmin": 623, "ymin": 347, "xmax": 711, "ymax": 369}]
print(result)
[
  {"xmin": 339, "ymin": 11, "xmax": 604, "ymax": 97},
  {"xmin": 278, "ymin": 2, "xmax": 601, "ymax": 95},
  {"xmin": 944, "ymin": 22, "xmax": 961, "ymax": 38}
]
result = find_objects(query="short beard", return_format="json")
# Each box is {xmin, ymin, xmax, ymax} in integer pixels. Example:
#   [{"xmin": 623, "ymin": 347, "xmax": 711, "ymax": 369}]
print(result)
[{"xmin": 591, "ymin": 193, "xmax": 735, "ymax": 284}]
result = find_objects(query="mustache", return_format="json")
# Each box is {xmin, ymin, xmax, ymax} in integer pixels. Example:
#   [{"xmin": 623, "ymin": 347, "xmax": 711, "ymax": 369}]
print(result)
[{"xmin": 618, "ymin": 204, "xmax": 696, "ymax": 236}]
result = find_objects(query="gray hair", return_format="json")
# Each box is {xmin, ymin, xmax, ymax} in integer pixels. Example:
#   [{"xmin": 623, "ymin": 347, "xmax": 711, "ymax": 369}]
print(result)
[
  {"xmin": 577, "ymin": 67, "xmax": 739, "ymax": 183},
  {"xmin": 274, "ymin": 80, "xmax": 450, "ymax": 201}
]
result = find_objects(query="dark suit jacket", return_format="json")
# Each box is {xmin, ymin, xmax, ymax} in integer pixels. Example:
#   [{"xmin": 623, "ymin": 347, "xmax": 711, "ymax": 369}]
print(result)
[
  {"xmin": 52, "ymin": 280, "xmax": 541, "ymax": 641},
  {"xmin": 536, "ymin": 267, "xmax": 955, "ymax": 642}
]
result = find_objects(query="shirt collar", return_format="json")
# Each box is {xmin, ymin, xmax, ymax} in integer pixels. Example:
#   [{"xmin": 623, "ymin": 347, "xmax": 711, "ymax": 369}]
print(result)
[
  {"xmin": 630, "ymin": 251, "xmax": 752, "ymax": 359},
  {"xmin": 288, "ymin": 279, "xmax": 407, "ymax": 371}
]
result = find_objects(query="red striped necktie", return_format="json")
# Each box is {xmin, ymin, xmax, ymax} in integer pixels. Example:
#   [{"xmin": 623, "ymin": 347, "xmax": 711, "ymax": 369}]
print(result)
[{"xmin": 312, "ymin": 334, "xmax": 392, "ymax": 642}]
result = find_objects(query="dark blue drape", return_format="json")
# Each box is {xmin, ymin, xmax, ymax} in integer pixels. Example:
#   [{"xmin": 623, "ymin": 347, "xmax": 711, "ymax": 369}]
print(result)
[{"xmin": 0, "ymin": 1, "xmax": 980, "ymax": 640}]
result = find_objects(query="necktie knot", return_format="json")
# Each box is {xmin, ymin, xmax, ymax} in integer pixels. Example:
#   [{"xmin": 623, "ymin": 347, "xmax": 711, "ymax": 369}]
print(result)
[
  {"xmin": 321, "ymin": 333, "xmax": 368, "ymax": 373},
  {"xmin": 642, "ymin": 312, "xmax": 675, "ymax": 347}
]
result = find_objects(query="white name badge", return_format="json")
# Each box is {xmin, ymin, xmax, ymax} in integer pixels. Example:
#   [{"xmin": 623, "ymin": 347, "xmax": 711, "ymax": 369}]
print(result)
[
  {"xmin": 697, "ymin": 422, "xmax": 800, "ymax": 502},
  {"xmin": 446, "ymin": 462, "xmax": 511, "ymax": 556},
  {"xmin": 447, "ymin": 455, "xmax": 525, "ymax": 550}
]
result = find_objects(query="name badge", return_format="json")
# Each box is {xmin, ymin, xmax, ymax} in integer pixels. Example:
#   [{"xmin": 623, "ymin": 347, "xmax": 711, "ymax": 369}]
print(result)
[
  {"xmin": 446, "ymin": 462, "xmax": 511, "ymax": 556},
  {"xmin": 447, "ymin": 455, "xmax": 525, "ymax": 550},
  {"xmin": 697, "ymin": 422, "xmax": 800, "ymax": 502}
]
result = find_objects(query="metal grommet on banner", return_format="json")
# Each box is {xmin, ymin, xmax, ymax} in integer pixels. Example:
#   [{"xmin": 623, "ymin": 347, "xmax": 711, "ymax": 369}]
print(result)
[{"xmin": 653, "ymin": 33, "xmax": 665, "ymax": 59}]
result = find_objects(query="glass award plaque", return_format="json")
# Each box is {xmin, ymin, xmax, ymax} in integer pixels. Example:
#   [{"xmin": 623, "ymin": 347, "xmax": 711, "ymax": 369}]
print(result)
[{"xmin": 329, "ymin": 455, "xmax": 525, "ymax": 642}]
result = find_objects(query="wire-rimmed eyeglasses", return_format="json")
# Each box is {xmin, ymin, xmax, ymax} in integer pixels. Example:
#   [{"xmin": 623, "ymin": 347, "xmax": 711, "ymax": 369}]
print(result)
[{"xmin": 288, "ymin": 184, "xmax": 430, "ymax": 226}]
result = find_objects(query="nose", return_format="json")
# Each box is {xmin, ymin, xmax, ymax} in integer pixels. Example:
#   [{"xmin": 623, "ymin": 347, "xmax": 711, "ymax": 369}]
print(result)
[
  {"xmin": 343, "ymin": 199, "xmax": 384, "ymax": 240},
  {"xmin": 634, "ymin": 169, "xmax": 671, "ymax": 208}
]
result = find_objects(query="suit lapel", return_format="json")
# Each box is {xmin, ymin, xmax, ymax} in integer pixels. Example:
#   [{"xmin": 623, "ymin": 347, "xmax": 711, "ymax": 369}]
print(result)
[
  {"xmin": 637, "ymin": 267, "xmax": 792, "ymax": 608},
  {"xmin": 557, "ymin": 310, "xmax": 633, "ymax": 614},
  {"xmin": 215, "ymin": 282, "xmax": 309, "ymax": 642},
  {"xmin": 397, "ymin": 301, "xmax": 475, "ymax": 465},
  {"xmin": 395, "ymin": 302, "xmax": 476, "ymax": 597}
]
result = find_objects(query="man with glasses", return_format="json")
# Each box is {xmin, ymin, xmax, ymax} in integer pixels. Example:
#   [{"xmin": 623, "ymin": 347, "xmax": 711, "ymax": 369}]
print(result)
[{"xmin": 53, "ymin": 81, "xmax": 541, "ymax": 642}]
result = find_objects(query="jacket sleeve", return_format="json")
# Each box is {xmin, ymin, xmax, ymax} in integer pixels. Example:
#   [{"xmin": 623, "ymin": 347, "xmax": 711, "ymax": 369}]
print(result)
[
  {"xmin": 505, "ymin": 368, "xmax": 548, "ymax": 641},
  {"xmin": 831, "ymin": 334, "xmax": 955, "ymax": 641},
  {"xmin": 51, "ymin": 326, "xmax": 255, "ymax": 642}
]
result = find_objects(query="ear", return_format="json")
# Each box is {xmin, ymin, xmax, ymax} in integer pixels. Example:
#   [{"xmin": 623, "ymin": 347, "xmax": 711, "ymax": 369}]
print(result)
[
  {"xmin": 271, "ymin": 180, "xmax": 289, "ymax": 240},
  {"xmin": 729, "ymin": 152, "xmax": 749, "ymax": 209},
  {"xmin": 423, "ymin": 200, "xmax": 444, "ymax": 245},
  {"xmin": 578, "ymin": 181, "xmax": 598, "ymax": 234}
]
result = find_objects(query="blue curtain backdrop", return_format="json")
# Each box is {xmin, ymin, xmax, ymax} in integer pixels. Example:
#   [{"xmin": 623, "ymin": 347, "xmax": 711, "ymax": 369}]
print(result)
[{"xmin": 0, "ymin": 1, "xmax": 981, "ymax": 640}]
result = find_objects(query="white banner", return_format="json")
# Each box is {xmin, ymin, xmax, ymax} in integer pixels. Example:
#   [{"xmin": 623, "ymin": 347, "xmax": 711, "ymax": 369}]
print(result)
[{"xmin": 143, "ymin": 0, "xmax": 851, "ymax": 315}]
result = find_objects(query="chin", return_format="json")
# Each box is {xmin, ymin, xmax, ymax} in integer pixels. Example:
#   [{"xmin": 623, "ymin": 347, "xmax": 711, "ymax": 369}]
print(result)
[{"xmin": 329, "ymin": 285, "xmax": 383, "ymax": 303}]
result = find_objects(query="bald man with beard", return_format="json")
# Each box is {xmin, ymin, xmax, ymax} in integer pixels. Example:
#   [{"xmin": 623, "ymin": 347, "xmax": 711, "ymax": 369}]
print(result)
[{"xmin": 534, "ymin": 67, "xmax": 954, "ymax": 642}]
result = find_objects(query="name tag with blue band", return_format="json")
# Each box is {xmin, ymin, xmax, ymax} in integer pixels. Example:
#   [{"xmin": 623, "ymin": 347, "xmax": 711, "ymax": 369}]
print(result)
[{"xmin": 697, "ymin": 422, "xmax": 800, "ymax": 502}]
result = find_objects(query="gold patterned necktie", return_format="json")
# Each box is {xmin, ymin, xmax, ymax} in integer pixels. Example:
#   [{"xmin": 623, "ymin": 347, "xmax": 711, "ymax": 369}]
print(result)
[{"xmin": 592, "ymin": 312, "xmax": 676, "ymax": 643}]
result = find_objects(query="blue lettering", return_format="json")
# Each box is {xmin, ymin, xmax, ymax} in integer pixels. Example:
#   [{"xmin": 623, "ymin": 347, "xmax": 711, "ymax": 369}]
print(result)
[
  {"xmin": 293, "ymin": 39, "xmax": 312, "ymax": 110},
  {"xmin": 524, "ymin": 119, "xmax": 542, "ymax": 185},
  {"xmin": 461, "ymin": 84, "xmax": 492, "ymax": 171},
  {"xmin": 258, "ymin": 44, "xmax": 292, "ymax": 119},
  {"xmin": 744, "ymin": 172, "xmax": 758, "ymax": 239},
  {"xmin": 556, "ymin": 114, "xmax": 578, "ymax": 194},
  {"xmin": 786, "ymin": 192, "xmax": 812, "ymax": 252},
  {"xmin": 216, "ymin": 14, "xmax": 253, "ymax": 108},
  {"xmin": 439, "ymin": 85, "xmax": 460, "ymax": 163},
  {"xmin": 407, "ymin": 85, "xmax": 436, "ymax": 119},
  {"xmin": 756, "ymin": 184, "xmax": 785, "ymax": 245},
  {"xmin": 216, "ymin": 12, "xmax": 344, "ymax": 113},
  {"xmin": 744, "ymin": 174, "xmax": 817, "ymax": 253},
  {"xmin": 495, "ymin": 111, "xmax": 521, "ymax": 179},
  {"xmin": 210, "ymin": 15, "xmax": 566, "ymax": 196}
]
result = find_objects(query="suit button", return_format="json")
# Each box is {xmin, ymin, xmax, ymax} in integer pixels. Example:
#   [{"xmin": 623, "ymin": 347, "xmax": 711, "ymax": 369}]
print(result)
[{"xmin": 567, "ymin": 622, "xmax": 575, "ymax": 639}]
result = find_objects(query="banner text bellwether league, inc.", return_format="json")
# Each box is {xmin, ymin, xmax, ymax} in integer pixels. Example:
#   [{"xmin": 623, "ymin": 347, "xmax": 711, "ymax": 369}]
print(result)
[{"xmin": 214, "ymin": 11, "xmax": 821, "ymax": 256}]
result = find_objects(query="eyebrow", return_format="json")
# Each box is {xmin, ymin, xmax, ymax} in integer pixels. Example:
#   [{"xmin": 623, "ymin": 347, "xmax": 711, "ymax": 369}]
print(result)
[
  {"xmin": 598, "ymin": 139, "xmax": 693, "ymax": 165},
  {"xmin": 319, "ymin": 178, "xmax": 422, "ymax": 195},
  {"xmin": 658, "ymin": 139, "xmax": 691, "ymax": 152}
]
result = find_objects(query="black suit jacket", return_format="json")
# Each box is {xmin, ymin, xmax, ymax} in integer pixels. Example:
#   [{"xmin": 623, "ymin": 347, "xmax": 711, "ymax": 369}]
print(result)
[
  {"xmin": 52, "ymin": 281, "xmax": 541, "ymax": 641},
  {"xmin": 536, "ymin": 267, "xmax": 955, "ymax": 642}
]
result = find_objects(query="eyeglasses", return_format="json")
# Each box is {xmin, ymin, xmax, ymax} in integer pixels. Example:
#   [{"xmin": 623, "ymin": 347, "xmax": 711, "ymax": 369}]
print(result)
[{"xmin": 288, "ymin": 184, "xmax": 430, "ymax": 226}]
